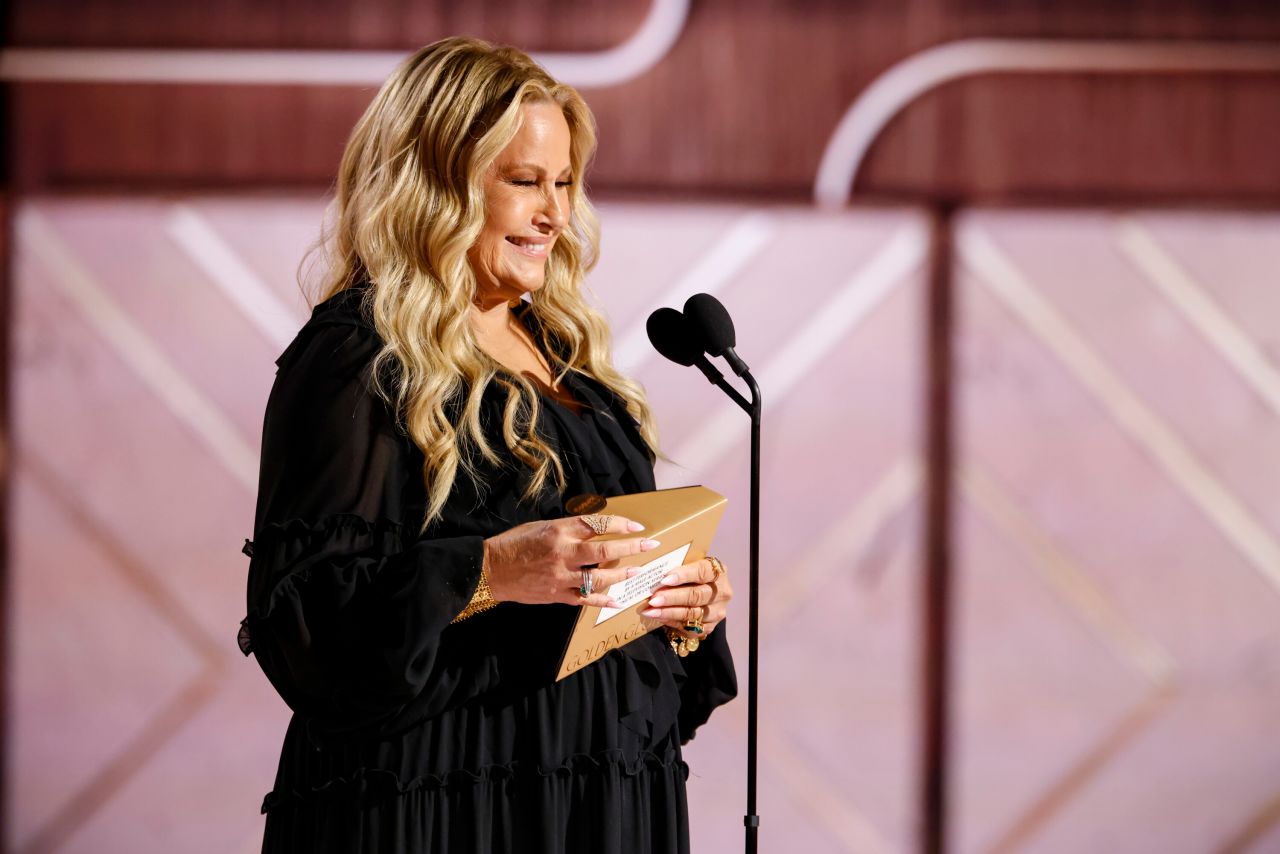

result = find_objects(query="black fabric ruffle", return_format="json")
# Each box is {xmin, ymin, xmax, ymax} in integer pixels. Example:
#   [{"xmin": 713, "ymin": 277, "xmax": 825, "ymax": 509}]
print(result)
[
  {"xmin": 245, "ymin": 506, "xmax": 484, "ymax": 734},
  {"xmin": 262, "ymin": 742, "xmax": 689, "ymax": 853},
  {"xmin": 261, "ymin": 749, "xmax": 688, "ymax": 811},
  {"xmin": 247, "ymin": 514, "xmax": 412, "ymax": 619},
  {"xmin": 262, "ymin": 641, "xmax": 693, "ymax": 853}
]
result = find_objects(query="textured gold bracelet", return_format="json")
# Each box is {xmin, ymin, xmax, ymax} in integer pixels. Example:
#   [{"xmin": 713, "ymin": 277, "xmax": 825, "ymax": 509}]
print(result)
[
  {"xmin": 452, "ymin": 553, "xmax": 499, "ymax": 623},
  {"xmin": 665, "ymin": 626, "xmax": 700, "ymax": 657}
]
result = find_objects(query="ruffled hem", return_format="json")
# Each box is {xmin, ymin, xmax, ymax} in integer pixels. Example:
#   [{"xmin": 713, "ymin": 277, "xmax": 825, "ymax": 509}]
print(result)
[
  {"xmin": 261, "ymin": 748, "xmax": 689, "ymax": 813},
  {"xmin": 255, "ymin": 513, "xmax": 410, "ymax": 541},
  {"xmin": 250, "ymin": 513, "xmax": 410, "ymax": 565},
  {"xmin": 246, "ymin": 514, "xmax": 411, "ymax": 619}
]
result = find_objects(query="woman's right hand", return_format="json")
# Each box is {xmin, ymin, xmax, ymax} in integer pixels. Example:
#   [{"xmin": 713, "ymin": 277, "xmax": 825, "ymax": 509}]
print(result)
[{"xmin": 483, "ymin": 515, "xmax": 660, "ymax": 608}]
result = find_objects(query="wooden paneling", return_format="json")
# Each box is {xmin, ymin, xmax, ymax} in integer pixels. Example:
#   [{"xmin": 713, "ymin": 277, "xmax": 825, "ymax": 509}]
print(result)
[
  {"xmin": 7, "ymin": 2, "xmax": 1280, "ymax": 205},
  {"xmin": 7, "ymin": 0, "xmax": 647, "ymax": 50},
  {"xmin": 863, "ymin": 73, "xmax": 1280, "ymax": 203},
  {"xmin": 11, "ymin": 83, "xmax": 365, "ymax": 191}
]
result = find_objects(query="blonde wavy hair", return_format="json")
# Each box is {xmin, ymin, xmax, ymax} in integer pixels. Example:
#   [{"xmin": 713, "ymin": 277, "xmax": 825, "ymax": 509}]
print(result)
[{"xmin": 313, "ymin": 36, "xmax": 658, "ymax": 526}]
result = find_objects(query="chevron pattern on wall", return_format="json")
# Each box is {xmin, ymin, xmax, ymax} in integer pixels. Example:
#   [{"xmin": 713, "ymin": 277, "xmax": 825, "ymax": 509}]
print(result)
[{"xmin": 8, "ymin": 198, "xmax": 1280, "ymax": 854}]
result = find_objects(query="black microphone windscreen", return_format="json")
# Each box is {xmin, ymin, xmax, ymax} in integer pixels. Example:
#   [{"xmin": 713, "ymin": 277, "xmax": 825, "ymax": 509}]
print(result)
[
  {"xmin": 683, "ymin": 293, "xmax": 736, "ymax": 356},
  {"xmin": 646, "ymin": 307, "xmax": 702, "ymax": 367}
]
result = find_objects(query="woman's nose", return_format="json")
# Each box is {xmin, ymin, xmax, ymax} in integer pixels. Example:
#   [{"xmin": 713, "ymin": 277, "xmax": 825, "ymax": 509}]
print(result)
[{"xmin": 539, "ymin": 184, "xmax": 568, "ymax": 230}]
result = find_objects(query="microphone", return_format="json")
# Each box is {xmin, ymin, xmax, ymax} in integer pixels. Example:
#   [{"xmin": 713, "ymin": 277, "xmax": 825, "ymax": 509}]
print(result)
[
  {"xmin": 646, "ymin": 307, "xmax": 751, "ymax": 412},
  {"xmin": 646, "ymin": 308, "xmax": 714, "ymax": 377},
  {"xmin": 683, "ymin": 293, "xmax": 750, "ymax": 376}
]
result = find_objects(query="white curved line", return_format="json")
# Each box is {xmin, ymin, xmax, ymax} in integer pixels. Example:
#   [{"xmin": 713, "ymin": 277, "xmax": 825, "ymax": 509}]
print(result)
[
  {"xmin": 815, "ymin": 39, "xmax": 1280, "ymax": 209},
  {"xmin": 0, "ymin": 0, "xmax": 688, "ymax": 87},
  {"xmin": 536, "ymin": 0, "xmax": 689, "ymax": 88}
]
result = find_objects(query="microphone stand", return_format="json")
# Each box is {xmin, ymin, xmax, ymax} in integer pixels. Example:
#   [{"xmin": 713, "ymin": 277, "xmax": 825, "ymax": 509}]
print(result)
[
  {"xmin": 659, "ymin": 332, "xmax": 762, "ymax": 851},
  {"xmin": 742, "ymin": 369, "xmax": 761, "ymax": 854},
  {"xmin": 695, "ymin": 356, "xmax": 761, "ymax": 852}
]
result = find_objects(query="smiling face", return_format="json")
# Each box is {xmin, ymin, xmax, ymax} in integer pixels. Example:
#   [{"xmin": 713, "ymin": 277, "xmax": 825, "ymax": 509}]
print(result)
[{"xmin": 468, "ymin": 100, "xmax": 574, "ymax": 307}]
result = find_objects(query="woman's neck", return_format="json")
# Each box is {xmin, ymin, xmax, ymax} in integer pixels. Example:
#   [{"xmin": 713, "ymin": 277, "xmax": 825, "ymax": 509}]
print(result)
[
  {"xmin": 470, "ymin": 296, "xmax": 519, "ymax": 339},
  {"xmin": 471, "ymin": 300, "xmax": 556, "ymax": 387}
]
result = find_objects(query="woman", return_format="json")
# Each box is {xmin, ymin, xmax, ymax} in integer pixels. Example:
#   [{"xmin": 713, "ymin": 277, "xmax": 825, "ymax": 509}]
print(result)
[{"xmin": 240, "ymin": 37, "xmax": 737, "ymax": 853}]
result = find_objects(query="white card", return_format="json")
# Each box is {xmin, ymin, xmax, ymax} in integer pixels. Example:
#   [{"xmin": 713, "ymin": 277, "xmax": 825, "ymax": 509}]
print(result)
[{"xmin": 594, "ymin": 542, "xmax": 692, "ymax": 625}]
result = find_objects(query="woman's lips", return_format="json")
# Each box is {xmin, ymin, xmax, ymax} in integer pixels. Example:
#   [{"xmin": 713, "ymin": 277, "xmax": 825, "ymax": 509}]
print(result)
[{"xmin": 505, "ymin": 236, "xmax": 552, "ymax": 258}]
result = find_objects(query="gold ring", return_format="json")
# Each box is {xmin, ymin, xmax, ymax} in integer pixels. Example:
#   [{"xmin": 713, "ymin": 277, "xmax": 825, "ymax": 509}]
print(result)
[
  {"xmin": 581, "ymin": 514, "xmax": 611, "ymax": 536},
  {"xmin": 707, "ymin": 556, "xmax": 726, "ymax": 578},
  {"xmin": 685, "ymin": 606, "xmax": 705, "ymax": 634}
]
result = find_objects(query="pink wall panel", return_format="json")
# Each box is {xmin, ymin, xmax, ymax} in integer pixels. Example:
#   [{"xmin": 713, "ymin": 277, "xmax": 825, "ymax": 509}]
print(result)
[
  {"xmin": 954, "ymin": 211, "xmax": 1280, "ymax": 852},
  {"xmin": 8, "ymin": 197, "xmax": 1280, "ymax": 853},
  {"xmin": 7, "ymin": 196, "xmax": 928, "ymax": 853}
]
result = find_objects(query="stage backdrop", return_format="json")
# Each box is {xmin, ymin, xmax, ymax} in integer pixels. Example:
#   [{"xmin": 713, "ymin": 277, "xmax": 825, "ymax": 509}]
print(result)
[{"xmin": 8, "ymin": 196, "xmax": 1280, "ymax": 853}]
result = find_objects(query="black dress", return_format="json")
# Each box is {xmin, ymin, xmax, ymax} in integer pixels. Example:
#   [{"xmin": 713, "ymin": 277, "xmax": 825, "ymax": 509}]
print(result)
[{"xmin": 240, "ymin": 288, "xmax": 737, "ymax": 853}]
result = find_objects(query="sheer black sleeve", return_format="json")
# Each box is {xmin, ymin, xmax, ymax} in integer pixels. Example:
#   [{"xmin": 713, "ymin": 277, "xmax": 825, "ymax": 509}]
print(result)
[
  {"xmin": 243, "ymin": 321, "xmax": 485, "ymax": 732},
  {"xmin": 675, "ymin": 621, "xmax": 738, "ymax": 743}
]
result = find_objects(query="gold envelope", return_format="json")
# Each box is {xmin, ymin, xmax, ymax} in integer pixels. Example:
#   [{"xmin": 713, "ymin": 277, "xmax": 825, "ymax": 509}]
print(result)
[{"xmin": 556, "ymin": 485, "xmax": 727, "ymax": 682}]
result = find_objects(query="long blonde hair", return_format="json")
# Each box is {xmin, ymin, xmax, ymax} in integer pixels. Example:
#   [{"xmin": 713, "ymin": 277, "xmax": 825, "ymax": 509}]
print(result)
[{"xmin": 314, "ymin": 36, "xmax": 658, "ymax": 526}]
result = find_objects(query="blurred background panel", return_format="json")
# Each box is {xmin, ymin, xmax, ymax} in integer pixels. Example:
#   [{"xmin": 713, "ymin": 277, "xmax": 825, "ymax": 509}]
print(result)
[
  {"xmin": 951, "ymin": 209, "xmax": 1280, "ymax": 853},
  {"xmin": 8, "ymin": 0, "xmax": 1280, "ymax": 198},
  {"xmin": 4, "ymin": 2, "xmax": 1280, "ymax": 853}
]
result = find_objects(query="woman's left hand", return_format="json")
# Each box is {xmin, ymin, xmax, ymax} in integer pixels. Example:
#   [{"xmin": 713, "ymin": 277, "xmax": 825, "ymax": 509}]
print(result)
[{"xmin": 639, "ymin": 557, "xmax": 733, "ymax": 638}]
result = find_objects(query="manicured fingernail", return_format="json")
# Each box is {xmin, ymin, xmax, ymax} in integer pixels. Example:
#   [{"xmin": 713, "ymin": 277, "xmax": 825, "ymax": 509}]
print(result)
[
  {"xmin": 660, "ymin": 573, "xmax": 679, "ymax": 587},
  {"xmin": 641, "ymin": 608, "xmax": 662, "ymax": 618},
  {"xmin": 626, "ymin": 567, "xmax": 645, "ymax": 578},
  {"xmin": 648, "ymin": 595, "xmax": 666, "ymax": 607},
  {"xmin": 640, "ymin": 539, "xmax": 661, "ymax": 551},
  {"xmin": 626, "ymin": 520, "xmax": 646, "ymax": 532},
  {"xmin": 606, "ymin": 598, "xmax": 620, "ymax": 608}
]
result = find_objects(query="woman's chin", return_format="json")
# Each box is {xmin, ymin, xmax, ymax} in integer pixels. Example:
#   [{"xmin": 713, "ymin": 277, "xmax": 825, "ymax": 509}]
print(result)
[{"xmin": 511, "ymin": 276, "xmax": 546, "ymax": 295}]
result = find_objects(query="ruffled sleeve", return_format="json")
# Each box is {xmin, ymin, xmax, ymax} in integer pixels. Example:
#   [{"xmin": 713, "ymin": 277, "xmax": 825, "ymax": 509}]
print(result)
[
  {"xmin": 674, "ymin": 621, "xmax": 738, "ymax": 743},
  {"xmin": 243, "ymin": 314, "xmax": 485, "ymax": 733}
]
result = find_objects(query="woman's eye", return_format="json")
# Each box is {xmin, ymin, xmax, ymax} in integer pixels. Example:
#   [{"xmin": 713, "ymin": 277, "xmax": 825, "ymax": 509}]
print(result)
[{"xmin": 507, "ymin": 178, "xmax": 571, "ymax": 190}]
